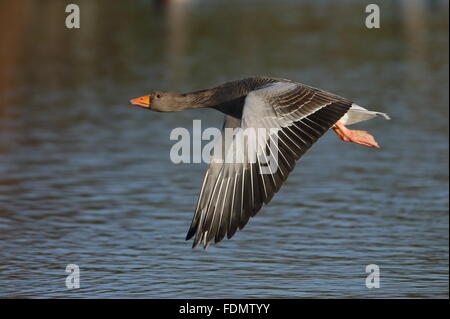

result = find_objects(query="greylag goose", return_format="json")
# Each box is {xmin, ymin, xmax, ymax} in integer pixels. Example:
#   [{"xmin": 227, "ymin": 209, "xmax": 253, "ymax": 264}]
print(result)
[{"xmin": 130, "ymin": 77, "xmax": 390, "ymax": 248}]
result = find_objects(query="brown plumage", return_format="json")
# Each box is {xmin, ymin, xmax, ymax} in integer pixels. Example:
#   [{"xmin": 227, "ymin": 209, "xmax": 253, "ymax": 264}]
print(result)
[{"xmin": 130, "ymin": 76, "xmax": 389, "ymax": 249}]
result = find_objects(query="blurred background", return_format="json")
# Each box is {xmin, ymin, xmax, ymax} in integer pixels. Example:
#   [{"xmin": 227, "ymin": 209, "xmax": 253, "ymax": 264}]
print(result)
[{"xmin": 0, "ymin": 0, "xmax": 448, "ymax": 298}]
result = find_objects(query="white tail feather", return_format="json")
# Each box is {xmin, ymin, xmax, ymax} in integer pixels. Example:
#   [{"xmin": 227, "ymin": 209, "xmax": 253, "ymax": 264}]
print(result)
[{"xmin": 340, "ymin": 103, "xmax": 391, "ymax": 125}]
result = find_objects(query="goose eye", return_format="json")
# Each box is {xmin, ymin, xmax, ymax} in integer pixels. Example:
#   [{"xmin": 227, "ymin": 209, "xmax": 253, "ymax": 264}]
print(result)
[{"xmin": 156, "ymin": 94, "xmax": 161, "ymax": 98}]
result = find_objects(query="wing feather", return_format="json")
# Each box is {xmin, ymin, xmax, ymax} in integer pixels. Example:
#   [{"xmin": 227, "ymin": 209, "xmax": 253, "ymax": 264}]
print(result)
[{"xmin": 186, "ymin": 81, "xmax": 352, "ymax": 248}]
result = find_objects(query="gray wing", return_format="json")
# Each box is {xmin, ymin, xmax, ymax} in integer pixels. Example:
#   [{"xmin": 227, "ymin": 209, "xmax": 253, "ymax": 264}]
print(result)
[{"xmin": 186, "ymin": 82, "xmax": 352, "ymax": 248}]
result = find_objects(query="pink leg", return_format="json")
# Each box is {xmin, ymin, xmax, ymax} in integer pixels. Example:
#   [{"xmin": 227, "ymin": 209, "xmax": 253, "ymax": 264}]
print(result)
[{"xmin": 333, "ymin": 121, "xmax": 380, "ymax": 149}]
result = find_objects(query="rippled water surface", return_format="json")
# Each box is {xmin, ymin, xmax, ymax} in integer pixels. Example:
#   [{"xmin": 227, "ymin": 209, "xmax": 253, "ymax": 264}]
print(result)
[{"xmin": 0, "ymin": 0, "xmax": 448, "ymax": 298}]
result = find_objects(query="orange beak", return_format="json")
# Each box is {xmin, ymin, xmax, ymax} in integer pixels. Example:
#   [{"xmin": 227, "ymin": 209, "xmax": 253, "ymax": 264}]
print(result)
[{"xmin": 130, "ymin": 95, "xmax": 150, "ymax": 108}]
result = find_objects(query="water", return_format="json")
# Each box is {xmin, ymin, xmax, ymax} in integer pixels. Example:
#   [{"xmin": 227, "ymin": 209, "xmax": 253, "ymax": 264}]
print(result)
[{"xmin": 0, "ymin": 0, "xmax": 448, "ymax": 298}]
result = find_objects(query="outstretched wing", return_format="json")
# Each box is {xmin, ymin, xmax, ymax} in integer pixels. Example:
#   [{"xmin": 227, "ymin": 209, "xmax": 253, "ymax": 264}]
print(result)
[{"xmin": 186, "ymin": 82, "xmax": 352, "ymax": 248}]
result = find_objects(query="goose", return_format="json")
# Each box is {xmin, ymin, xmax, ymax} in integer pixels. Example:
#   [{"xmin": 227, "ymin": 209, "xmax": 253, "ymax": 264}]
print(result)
[{"xmin": 130, "ymin": 77, "xmax": 390, "ymax": 248}]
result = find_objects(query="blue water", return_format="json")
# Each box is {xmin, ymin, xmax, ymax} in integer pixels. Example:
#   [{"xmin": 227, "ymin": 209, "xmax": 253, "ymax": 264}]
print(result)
[{"xmin": 0, "ymin": 0, "xmax": 448, "ymax": 298}]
